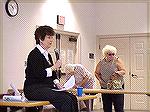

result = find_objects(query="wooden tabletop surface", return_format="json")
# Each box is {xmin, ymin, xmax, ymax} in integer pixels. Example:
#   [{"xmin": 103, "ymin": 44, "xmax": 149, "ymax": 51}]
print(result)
[
  {"xmin": 69, "ymin": 89, "xmax": 150, "ymax": 95},
  {"xmin": 77, "ymin": 95, "xmax": 97, "ymax": 101},
  {"xmin": 83, "ymin": 89, "xmax": 150, "ymax": 95},
  {"xmin": 0, "ymin": 100, "xmax": 50, "ymax": 107}
]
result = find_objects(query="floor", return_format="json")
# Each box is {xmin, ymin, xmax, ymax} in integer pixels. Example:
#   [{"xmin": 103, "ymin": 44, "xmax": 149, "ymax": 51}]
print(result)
[
  {"xmin": 92, "ymin": 109, "xmax": 150, "ymax": 112},
  {"xmin": 14, "ymin": 108, "xmax": 150, "ymax": 112}
]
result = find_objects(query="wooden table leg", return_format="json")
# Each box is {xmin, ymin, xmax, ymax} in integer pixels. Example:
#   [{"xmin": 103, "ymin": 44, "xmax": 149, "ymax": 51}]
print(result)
[
  {"xmin": 88, "ymin": 99, "xmax": 91, "ymax": 112},
  {"xmin": 7, "ymin": 107, "xmax": 10, "ymax": 112}
]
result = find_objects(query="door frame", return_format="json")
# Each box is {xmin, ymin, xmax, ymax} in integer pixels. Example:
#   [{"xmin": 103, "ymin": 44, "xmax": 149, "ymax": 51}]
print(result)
[{"xmin": 54, "ymin": 29, "xmax": 81, "ymax": 64}]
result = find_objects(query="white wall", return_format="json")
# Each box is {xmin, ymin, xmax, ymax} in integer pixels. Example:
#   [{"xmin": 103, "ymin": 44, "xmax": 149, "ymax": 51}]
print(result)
[
  {"xmin": 70, "ymin": 3, "xmax": 97, "ymax": 72},
  {"xmin": 95, "ymin": 3, "xmax": 148, "ymax": 34},
  {"xmin": 2, "ymin": 0, "xmax": 79, "ymax": 93},
  {"xmin": 69, "ymin": 2, "xmax": 148, "ymax": 73},
  {"xmin": 1, "ymin": 0, "xmax": 149, "ymax": 94},
  {"xmin": 0, "ymin": 0, "xmax": 3, "ymax": 93}
]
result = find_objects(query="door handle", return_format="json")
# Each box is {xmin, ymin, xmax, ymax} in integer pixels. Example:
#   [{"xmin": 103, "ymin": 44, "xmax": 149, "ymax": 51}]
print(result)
[{"xmin": 131, "ymin": 74, "xmax": 138, "ymax": 78}]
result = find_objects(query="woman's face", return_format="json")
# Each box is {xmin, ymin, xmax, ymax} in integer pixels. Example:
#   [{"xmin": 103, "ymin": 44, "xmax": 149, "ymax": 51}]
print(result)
[
  {"xmin": 106, "ymin": 52, "xmax": 115, "ymax": 61},
  {"xmin": 68, "ymin": 71, "xmax": 75, "ymax": 76},
  {"xmin": 40, "ymin": 35, "xmax": 54, "ymax": 50}
]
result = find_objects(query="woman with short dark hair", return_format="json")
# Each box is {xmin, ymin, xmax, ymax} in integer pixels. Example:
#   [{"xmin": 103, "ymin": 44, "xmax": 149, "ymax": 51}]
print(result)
[{"xmin": 23, "ymin": 25, "xmax": 78, "ymax": 112}]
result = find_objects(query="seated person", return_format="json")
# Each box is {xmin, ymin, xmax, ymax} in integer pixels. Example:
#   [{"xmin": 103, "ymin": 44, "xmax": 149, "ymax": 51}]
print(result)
[
  {"xmin": 23, "ymin": 25, "xmax": 78, "ymax": 112},
  {"xmin": 64, "ymin": 64, "xmax": 95, "ymax": 111}
]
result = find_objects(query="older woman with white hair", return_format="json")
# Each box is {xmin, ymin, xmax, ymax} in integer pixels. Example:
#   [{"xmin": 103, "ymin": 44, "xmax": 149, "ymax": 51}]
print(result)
[
  {"xmin": 65, "ymin": 64, "xmax": 94, "ymax": 89},
  {"xmin": 64, "ymin": 64, "xmax": 95, "ymax": 111},
  {"xmin": 95, "ymin": 45, "xmax": 126, "ymax": 112}
]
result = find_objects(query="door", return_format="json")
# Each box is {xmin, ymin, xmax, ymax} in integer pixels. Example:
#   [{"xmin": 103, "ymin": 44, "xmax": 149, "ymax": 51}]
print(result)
[
  {"xmin": 48, "ymin": 31, "xmax": 80, "ymax": 84},
  {"xmin": 98, "ymin": 37, "xmax": 130, "ymax": 109},
  {"xmin": 60, "ymin": 34, "xmax": 77, "ymax": 72},
  {"xmin": 130, "ymin": 37, "xmax": 148, "ymax": 110},
  {"xmin": 98, "ymin": 36, "xmax": 148, "ymax": 110},
  {"xmin": 48, "ymin": 30, "xmax": 80, "ymax": 73}
]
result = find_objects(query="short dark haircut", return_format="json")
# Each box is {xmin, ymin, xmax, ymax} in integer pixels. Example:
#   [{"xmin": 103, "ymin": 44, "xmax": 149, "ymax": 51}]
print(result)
[{"xmin": 34, "ymin": 25, "xmax": 55, "ymax": 44}]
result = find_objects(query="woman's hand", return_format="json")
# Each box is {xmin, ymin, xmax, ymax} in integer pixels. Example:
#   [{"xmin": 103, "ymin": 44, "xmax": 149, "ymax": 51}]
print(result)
[
  {"xmin": 73, "ymin": 84, "xmax": 78, "ymax": 89},
  {"xmin": 53, "ymin": 59, "xmax": 62, "ymax": 69},
  {"xmin": 110, "ymin": 72, "xmax": 120, "ymax": 80},
  {"xmin": 99, "ymin": 79, "xmax": 105, "ymax": 86},
  {"xmin": 115, "ymin": 71, "xmax": 125, "ymax": 76},
  {"xmin": 56, "ymin": 83, "xmax": 64, "ymax": 90}
]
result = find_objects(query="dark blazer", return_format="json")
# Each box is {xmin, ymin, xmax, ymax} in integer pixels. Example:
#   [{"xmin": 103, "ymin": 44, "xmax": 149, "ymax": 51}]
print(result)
[
  {"xmin": 24, "ymin": 47, "xmax": 57, "ymax": 88},
  {"xmin": 23, "ymin": 47, "xmax": 78, "ymax": 112}
]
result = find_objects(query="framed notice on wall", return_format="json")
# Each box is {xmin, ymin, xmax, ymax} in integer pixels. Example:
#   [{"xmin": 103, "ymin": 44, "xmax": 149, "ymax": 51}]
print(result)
[{"xmin": 57, "ymin": 15, "xmax": 65, "ymax": 25}]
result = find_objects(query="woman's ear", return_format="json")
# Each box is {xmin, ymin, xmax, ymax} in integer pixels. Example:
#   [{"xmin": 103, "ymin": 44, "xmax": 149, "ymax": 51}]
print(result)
[{"xmin": 39, "ymin": 39, "xmax": 43, "ymax": 44}]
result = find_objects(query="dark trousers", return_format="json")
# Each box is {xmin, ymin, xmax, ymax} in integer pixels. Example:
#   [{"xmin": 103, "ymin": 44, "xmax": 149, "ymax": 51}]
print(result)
[
  {"xmin": 102, "ymin": 93, "xmax": 124, "ymax": 112},
  {"xmin": 24, "ymin": 84, "xmax": 78, "ymax": 112}
]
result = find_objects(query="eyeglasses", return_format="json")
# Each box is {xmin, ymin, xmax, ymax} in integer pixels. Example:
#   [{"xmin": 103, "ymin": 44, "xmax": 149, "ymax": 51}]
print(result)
[{"xmin": 107, "ymin": 53, "xmax": 115, "ymax": 56}]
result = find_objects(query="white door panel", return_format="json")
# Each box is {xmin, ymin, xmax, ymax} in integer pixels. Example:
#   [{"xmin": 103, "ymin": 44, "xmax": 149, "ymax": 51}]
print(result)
[{"xmin": 130, "ymin": 37, "xmax": 148, "ymax": 110}]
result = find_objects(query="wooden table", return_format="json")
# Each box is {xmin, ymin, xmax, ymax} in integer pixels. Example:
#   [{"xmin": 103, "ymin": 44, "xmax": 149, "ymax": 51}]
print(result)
[
  {"xmin": 0, "ymin": 99, "xmax": 49, "ymax": 112},
  {"xmin": 82, "ymin": 89, "xmax": 150, "ymax": 95},
  {"xmin": 77, "ymin": 95, "xmax": 97, "ymax": 112},
  {"xmin": 0, "ymin": 95, "xmax": 97, "ymax": 112}
]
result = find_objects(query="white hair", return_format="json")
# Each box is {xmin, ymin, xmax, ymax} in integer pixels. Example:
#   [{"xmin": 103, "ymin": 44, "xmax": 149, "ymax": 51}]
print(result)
[
  {"xmin": 102, "ymin": 45, "xmax": 117, "ymax": 57},
  {"xmin": 64, "ymin": 64, "xmax": 75, "ymax": 74}
]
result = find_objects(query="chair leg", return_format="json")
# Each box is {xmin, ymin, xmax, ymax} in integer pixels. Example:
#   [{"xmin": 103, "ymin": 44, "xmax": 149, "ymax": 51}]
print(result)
[{"xmin": 84, "ymin": 99, "xmax": 94, "ymax": 111}]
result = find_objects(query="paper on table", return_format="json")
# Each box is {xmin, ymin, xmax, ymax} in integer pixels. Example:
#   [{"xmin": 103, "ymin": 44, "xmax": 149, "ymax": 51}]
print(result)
[
  {"xmin": 52, "ymin": 75, "xmax": 75, "ymax": 91},
  {"xmin": 10, "ymin": 83, "xmax": 21, "ymax": 96},
  {"xmin": 3, "ymin": 95, "xmax": 22, "ymax": 101},
  {"xmin": 10, "ymin": 82, "xmax": 28, "ymax": 101},
  {"xmin": 64, "ymin": 75, "xmax": 75, "ymax": 89}
]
